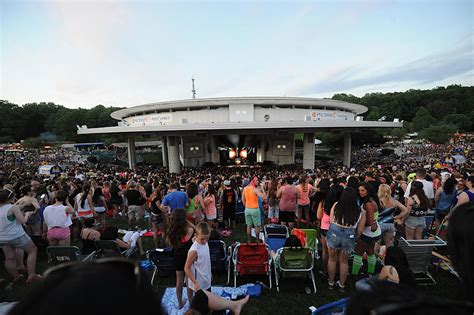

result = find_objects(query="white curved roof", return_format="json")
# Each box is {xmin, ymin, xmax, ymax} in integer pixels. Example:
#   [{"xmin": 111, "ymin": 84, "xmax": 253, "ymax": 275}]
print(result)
[{"xmin": 111, "ymin": 97, "xmax": 367, "ymax": 120}]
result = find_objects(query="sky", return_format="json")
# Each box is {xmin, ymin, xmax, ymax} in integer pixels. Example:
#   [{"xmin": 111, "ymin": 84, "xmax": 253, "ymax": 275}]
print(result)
[{"xmin": 1, "ymin": 0, "xmax": 473, "ymax": 109}]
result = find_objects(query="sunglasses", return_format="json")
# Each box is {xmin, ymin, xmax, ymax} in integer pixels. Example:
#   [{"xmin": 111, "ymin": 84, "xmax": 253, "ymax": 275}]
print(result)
[{"xmin": 44, "ymin": 258, "xmax": 142, "ymax": 290}]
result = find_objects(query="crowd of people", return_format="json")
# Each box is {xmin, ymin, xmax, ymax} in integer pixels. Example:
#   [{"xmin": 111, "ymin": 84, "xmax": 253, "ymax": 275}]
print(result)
[{"xmin": 0, "ymin": 140, "xmax": 473, "ymax": 314}]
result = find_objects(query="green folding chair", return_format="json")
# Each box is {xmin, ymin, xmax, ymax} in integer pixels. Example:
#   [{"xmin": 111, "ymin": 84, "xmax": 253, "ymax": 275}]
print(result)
[{"xmin": 300, "ymin": 228, "xmax": 319, "ymax": 260}]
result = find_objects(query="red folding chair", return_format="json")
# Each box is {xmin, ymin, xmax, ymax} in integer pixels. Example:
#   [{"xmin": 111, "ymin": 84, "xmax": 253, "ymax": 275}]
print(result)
[{"xmin": 232, "ymin": 242, "xmax": 272, "ymax": 288}]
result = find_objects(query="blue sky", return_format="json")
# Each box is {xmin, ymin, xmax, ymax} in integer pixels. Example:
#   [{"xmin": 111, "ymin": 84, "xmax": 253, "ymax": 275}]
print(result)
[{"xmin": 1, "ymin": 0, "xmax": 473, "ymax": 108}]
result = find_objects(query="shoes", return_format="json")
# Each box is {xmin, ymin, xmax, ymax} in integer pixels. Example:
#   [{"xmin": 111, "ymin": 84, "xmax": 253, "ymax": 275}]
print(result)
[
  {"xmin": 336, "ymin": 281, "xmax": 345, "ymax": 293},
  {"xmin": 328, "ymin": 281, "xmax": 335, "ymax": 290},
  {"xmin": 17, "ymin": 266, "xmax": 28, "ymax": 274},
  {"xmin": 26, "ymin": 274, "xmax": 43, "ymax": 284}
]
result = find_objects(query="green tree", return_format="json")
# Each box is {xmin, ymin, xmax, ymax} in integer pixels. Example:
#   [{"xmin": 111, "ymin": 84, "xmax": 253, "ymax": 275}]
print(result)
[
  {"xmin": 22, "ymin": 137, "xmax": 44, "ymax": 149},
  {"xmin": 443, "ymin": 114, "xmax": 472, "ymax": 131},
  {"xmin": 419, "ymin": 125, "xmax": 456, "ymax": 144},
  {"xmin": 412, "ymin": 107, "xmax": 436, "ymax": 131}
]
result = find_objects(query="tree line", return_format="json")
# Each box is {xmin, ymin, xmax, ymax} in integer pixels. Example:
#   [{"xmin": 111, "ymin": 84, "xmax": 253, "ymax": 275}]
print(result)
[
  {"xmin": 0, "ymin": 101, "xmax": 122, "ymax": 144},
  {"xmin": 332, "ymin": 85, "xmax": 474, "ymax": 143},
  {"xmin": 0, "ymin": 85, "xmax": 473, "ymax": 146}
]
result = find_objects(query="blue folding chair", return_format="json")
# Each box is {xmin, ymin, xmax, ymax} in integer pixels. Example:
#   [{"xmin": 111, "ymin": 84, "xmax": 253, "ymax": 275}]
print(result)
[{"xmin": 264, "ymin": 224, "xmax": 289, "ymax": 252}]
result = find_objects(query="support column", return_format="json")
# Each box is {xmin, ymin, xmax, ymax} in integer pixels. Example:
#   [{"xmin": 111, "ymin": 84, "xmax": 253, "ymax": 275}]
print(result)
[
  {"xmin": 167, "ymin": 136, "xmax": 181, "ymax": 173},
  {"xmin": 303, "ymin": 133, "xmax": 315, "ymax": 170},
  {"xmin": 127, "ymin": 137, "xmax": 136, "ymax": 170},
  {"xmin": 256, "ymin": 135, "xmax": 266, "ymax": 163},
  {"xmin": 343, "ymin": 131, "xmax": 352, "ymax": 168},
  {"xmin": 161, "ymin": 136, "xmax": 168, "ymax": 167},
  {"xmin": 210, "ymin": 136, "xmax": 219, "ymax": 164}
]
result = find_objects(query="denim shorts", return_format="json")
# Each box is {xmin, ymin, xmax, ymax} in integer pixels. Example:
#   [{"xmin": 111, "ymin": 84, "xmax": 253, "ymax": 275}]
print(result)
[
  {"xmin": 326, "ymin": 224, "xmax": 356, "ymax": 254},
  {"xmin": 405, "ymin": 215, "xmax": 426, "ymax": 229},
  {"xmin": 0, "ymin": 234, "xmax": 31, "ymax": 248}
]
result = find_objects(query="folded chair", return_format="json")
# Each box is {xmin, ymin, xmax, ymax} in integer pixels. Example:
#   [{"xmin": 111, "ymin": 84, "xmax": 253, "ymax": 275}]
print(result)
[
  {"xmin": 264, "ymin": 224, "xmax": 289, "ymax": 253},
  {"xmin": 274, "ymin": 246, "xmax": 316, "ymax": 293},
  {"xmin": 46, "ymin": 246, "xmax": 96, "ymax": 266},
  {"xmin": 309, "ymin": 298, "xmax": 349, "ymax": 315},
  {"xmin": 147, "ymin": 247, "xmax": 175, "ymax": 286},
  {"xmin": 95, "ymin": 240, "xmax": 137, "ymax": 258},
  {"xmin": 399, "ymin": 236, "xmax": 447, "ymax": 285},
  {"xmin": 208, "ymin": 240, "xmax": 231, "ymax": 285},
  {"xmin": 232, "ymin": 242, "xmax": 272, "ymax": 288}
]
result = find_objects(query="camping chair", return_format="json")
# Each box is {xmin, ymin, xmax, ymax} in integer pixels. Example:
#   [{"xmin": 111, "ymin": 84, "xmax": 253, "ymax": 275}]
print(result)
[
  {"xmin": 46, "ymin": 246, "xmax": 96, "ymax": 266},
  {"xmin": 264, "ymin": 224, "xmax": 289, "ymax": 253},
  {"xmin": 299, "ymin": 228, "xmax": 319, "ymax": 260},
  {"xmin": 232, "ymin": 242, "xmax": 272, "ymax": 288},
  {"xmin": 398, "ymin": 236, "xmax": 447, "ymax": 285},
  {"xmin": 94, "ymin": 240, "xmax": 137, "ymax": 258},
  {"xmin": 309, "ymin": 298, "xmax": 349, "ymax": 315},
  {"xmin": 146, "ymin": 247, "xmax": 175, "ymax": 286},
  {"xmin": 274, "ymin": 247, "xmax": 316, "ymax": 293},
  {"xmin": 208, "ymin": 240, "xmax": 231, "ymax": 285}
]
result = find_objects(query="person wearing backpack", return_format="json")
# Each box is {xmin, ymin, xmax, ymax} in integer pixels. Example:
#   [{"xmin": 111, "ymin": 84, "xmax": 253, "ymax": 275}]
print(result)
[{"xmin": 434, "ymin": 176, "xmax": 456, "ymax": 224}]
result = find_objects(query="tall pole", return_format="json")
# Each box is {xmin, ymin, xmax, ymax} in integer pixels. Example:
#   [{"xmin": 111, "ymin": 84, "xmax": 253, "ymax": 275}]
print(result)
[{"xmin": 192, "ymin": 77, "xmax": 196, "ymax": 99}]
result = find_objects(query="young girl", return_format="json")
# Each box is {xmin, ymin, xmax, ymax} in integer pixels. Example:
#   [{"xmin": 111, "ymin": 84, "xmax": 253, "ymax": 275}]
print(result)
[
  {"xmin": 167, "ymin": 208, "xmax": 195, "ymax": 309},
  {"xmin": 203, "ymin": 185, "xmax": 217, "ymax": 229},
  {"xmin": 92, "ymin": 187, "xmax": 107, "ymax": 229},
  {"xmin": 184, "ymin": 222, "xmax": 212, "ymax": 302}
]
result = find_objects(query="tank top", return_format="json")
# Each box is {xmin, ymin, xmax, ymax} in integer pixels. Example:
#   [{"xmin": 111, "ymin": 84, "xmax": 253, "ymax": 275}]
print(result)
[
  {"xmin": 222, "ymin": 188, "xmax": 236, "ymax": 209},
  {"xmin": 436, "ymin": 190, "xmax": 454, "ymax": 211},
  {"xmin": 43, "ymin": 204, "xmax": 73, "ymax": 229},
  {"xmin": 466, "ymin": 190, "xmax": 474, "ymax": 202},
  {"xmin": 297, "ymin": 184, "xmax": 312, "ymax": 206},
  {"xmin": 410, "ymin": 197, "xmax": 428, "ymax": 217},
  {"xmin": 243, "ymin": 186, "xmax": 259, "ymax": 209},
  {"xmin": 362, "ymin": 204, "xmax": 381, "ymax": 238},
  {"xmin": 279, "ymin": 185, "xmax": 297, "ymax": 212},
  {"xmin": 204, "ymin": 194, "xmax": 217, "ymax": 217},
  {"xmin": 76, "ymin": 193, "xmax": 93, "ymax": 217},
  {"xmin": 321, "ymin": 209, "xmax": 330, "ymax": 230},
  {"xmin": 186, "ymin": 197, "xmax": 196, "ymax": 214},
  {"xmin": 0, "ymin": 204, "xmax": 26, "ymax": 241},
  {"xmin": 188, "ymin": 241, "xmax": 212, "ymax": 291}
]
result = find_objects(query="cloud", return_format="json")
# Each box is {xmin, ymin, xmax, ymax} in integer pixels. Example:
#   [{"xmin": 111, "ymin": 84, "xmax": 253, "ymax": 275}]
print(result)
[{"xmin": 299, "ymin": 36, "xmax": 474, "ymax": 95}]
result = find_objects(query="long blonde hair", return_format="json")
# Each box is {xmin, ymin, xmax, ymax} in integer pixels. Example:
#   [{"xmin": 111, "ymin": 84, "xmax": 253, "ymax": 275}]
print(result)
[{"xmin": 378, "ymin": 184, "xmax": 392, "ymax": 200}]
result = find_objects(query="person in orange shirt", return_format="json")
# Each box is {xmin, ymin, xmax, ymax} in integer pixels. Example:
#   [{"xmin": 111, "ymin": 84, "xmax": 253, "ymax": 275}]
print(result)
[{"xmin": 242, "ymin": 177, "xmax": 267, "ymax": 243}]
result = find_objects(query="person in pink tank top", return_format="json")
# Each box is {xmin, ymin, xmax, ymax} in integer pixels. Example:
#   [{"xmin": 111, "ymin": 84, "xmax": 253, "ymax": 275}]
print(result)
[
  {"xmin": 296, "ymin": 175, "xmax": 317, "ymax": 227},
  {"xmin": 277, "ymin": 177, "xmax": 300, "ymax": 230}
]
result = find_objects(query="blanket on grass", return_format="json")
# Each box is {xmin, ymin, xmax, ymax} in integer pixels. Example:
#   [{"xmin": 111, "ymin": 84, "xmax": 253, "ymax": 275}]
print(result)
[{"xmin": 161, "ymin": 284, "xmax": 254, "ymax": 315}]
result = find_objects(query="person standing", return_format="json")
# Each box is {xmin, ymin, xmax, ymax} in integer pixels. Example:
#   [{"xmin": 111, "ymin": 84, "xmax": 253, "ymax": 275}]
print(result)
[
  {"xmin": 203, "ymin": 184, "xmax": 218, "ymax": 229},
  {"xmin": 124, "ymin": 181, "xmax": 146, "ymax": 229},
  {"xmin": 404, "ymin": 181, "xmax": 430, "ymax": 240},
  {"xmin": 42, "ymin": 190, "xmax": 74, "ymax": 246},
  {"xmin": 326, "ymin": 187, "xmax": 365, "ymax": 292},
  {"xmin": 161, "ymin": 183, "xmax": 188, "ymax": 214},
  {"xmin": 277, "ymin": 177, "xmax": 300, "ymax": 231},
  {"xmin": 0, "ymin": 189, "xmax": 41, "ymax": 283},
  {"xmin": 296, "ymin": 175, "xmax": 317, "ymax": 227},
  {"xmin": 242, "ymin": 177, "xmax": 267, "ymax": 243},
  {"xmin": 352, "ymin": 182, "xmax": 381, "ymax": 277},
  {"xmin": 167, "ymin": 208, "xmax": 195, "ymax": 309},
  {"xmin": 221, "ymin": 180, "xmax": 237, "ymax": 229},
  {"xmin": 184, "ymin": 222, "xmax": 212, "ymax": 302},
  {"xmin": 74, "ymin": 184, "xmax": 96, "ymax": 221}
]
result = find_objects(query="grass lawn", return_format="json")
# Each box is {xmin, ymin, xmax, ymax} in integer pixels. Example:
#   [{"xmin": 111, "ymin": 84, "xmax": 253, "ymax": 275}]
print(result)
[{"xmin": 0, "ymin": 217, "xmax": 462, "ymax": 314}]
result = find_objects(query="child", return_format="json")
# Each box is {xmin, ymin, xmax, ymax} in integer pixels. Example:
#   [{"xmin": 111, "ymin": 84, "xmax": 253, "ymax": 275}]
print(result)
[{"xmin": 184, "ymin": 222, "xmax": 212, "ymax": 302}]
